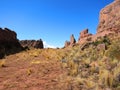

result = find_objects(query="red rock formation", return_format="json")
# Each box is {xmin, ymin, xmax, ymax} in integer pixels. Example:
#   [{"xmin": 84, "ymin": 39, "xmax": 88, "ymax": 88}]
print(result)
[
  {"xmin": 64, "ymin": 41, "xmax": 70, "ymax": 48},
  {"xmin": 0, "ymin": 28, "xmax": 23, "ymax": 58},
  {"xmin": 0, "ymin": 28, "xmax": 17, "ymax": 42},
  {"xmin": 64, "ymin": 34, "xmax": 76, "ymax": 47},
  {"xmin": 64, "ymin": 0, "xmax": 120, "ymax": 47},
  {"xmin": 20, "ymin": 39, "xmax": 44, "ymax": 49},
  {"xmin": 79, "ymin": 29, "xmax": 92, "ymax": 39},
  {"xmin": 78, "ymin": 0, "xmax": 120, "ymax": 44},
  {"xmin": 70, "ymin": 34, "xmax": 76, "ymax": 47},
  {"xmin": 97, "ymin": 0, "xmax": 120, "ymax": 34},
  {"xmin": 79, "ymin": 29, "xmax": 88, "ymax": 38},
  {"xmin": 78, "ymin": 29, "xmax": 92, "ymax": 44}
]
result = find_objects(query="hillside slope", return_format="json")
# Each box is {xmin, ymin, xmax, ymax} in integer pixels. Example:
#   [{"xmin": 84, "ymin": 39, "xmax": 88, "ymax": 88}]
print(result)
[
  {"xmin": 1, "ymin": 0, "xmax": 120, "ymax": 90},
  {"xmin": 0, "ymin": 49, "xmax": 66, "ymax": 90}
]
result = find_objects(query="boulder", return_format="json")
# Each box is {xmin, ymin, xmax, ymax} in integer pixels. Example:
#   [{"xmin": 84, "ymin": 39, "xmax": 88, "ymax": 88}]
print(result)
[{"xmin": 97, "ymin": 44, "xmax": 107, "ymax": 51}]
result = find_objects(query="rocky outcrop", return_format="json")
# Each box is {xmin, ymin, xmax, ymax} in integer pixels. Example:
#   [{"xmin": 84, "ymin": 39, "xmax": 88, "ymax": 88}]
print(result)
[
  {"xmin": 70, "ymin": 34, "xmax": 76, "ymax": 46},
  {"xmin": 65, "ymin": 41, "xmax": 70, "ymax": 48},
  {"xmin": 79, "ymin": 29, "xmax": 92, "ymax": 39},
  {"xmin": 0, "ymin": 28, "xmax": 17, "ymax": 42},
  {"xmin": 20, "ymin": 39, "xmax": 44, "ymax": 49},
  {"xmin": 78, "ymin": 29, "xmax": 92, "ymax": 44},
  {"xmin": 0, "ymin": 28, "xmax": 23, "ymax": 58},
  {"xmin": 64, "ymin": 34, "xmax": 76, "ymax": 47},
  {"xmin": 97, "ymin": 0, "xmax": 120, "ymax": 33},
  {"xmin": 64, "ymin": 0, "xmax": 120, "ymax": 47}
]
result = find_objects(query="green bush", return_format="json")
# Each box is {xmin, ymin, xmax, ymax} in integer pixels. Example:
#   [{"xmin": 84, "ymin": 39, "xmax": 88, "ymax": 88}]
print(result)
[{"xmin": 93, "ymin": 36, "xmax": 111, "ymax": 46}]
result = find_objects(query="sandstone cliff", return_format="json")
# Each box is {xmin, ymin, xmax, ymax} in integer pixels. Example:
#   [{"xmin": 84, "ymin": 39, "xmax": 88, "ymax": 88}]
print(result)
[
  {"xmin": 0, "ymin": 28, "xmax": 23, "ymax": 58},
  {"xmin": 97, "ymin": 0, "xmax": 120, "ymax": 33},
  {"xmin": 20, "ymin": 39, "xmax": 44, "ymax": 49},
  {"xmin": 65, "ymin": 0, "xmax": 120, "ymax": 47}
]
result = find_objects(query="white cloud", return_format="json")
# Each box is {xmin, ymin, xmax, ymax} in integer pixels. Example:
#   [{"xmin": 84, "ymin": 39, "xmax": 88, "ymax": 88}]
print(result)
[{"xmin": 43, "ymin": 41, "xmax": 56, "ymax": 48}]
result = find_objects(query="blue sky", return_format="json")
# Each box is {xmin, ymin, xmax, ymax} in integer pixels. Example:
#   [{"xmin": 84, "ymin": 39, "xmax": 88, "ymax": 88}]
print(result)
[{"xmin": 0, "ymin": 0, "xmax": 113, "ymax": 48}]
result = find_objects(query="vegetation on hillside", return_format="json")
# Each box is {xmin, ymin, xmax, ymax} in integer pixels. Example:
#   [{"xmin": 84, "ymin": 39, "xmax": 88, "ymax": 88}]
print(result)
[
  {"xmin": 60, "ymin": 36, "xmax": 120, "ymax": 90},
  {"xmin": 0, "ymin": 36, "xmax": 120, "ymax": 90}
]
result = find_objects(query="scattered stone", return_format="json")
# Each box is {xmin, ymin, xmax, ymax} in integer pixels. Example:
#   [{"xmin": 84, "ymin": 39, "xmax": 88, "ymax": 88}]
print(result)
[{"xmin": 97, "ymin": 43, "xmax": 107, "ymax": 51}]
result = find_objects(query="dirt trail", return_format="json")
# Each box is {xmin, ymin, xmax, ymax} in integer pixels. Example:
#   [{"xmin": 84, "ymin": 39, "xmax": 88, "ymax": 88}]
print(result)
[{"xmin": 0, "ymin": 50, "xmax": 66, "ymax": 90}]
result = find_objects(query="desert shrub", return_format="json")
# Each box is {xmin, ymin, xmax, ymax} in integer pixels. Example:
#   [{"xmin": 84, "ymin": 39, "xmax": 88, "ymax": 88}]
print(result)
[
  {"xmin": 84, "ymin": 80, "xmax": 96, "ymax": 89},
  {"xmin": 67, "ymin": 60, "xmax": 79, "ymax": 76},
  {"xmin": 29, "ymin": 50, "xmax": 40, "ymax": 57},
  {"xmin": 75, "ymin": 77, "xmax": 96, "ymax": 89},
  {"xmin": 93, "ymin": 36, "xmax": 110, "ymax": 46},
  {"xmin": 109, "ymin": 58, "xmax": 118, "ymax": 69},
  {"xmin": 99, "ymin": 69, "xmax": 113, "ymax": 88},
  {"xmin": 112, "ymin": 63, "xmax": 120, "ymax": 88},
  {"xmin": 90, "ymin": 61, "xmax": 99, "ymax": 74},
  {"xmin": 102, "ymin": 36, "xmax": 111, "ymax": 46},
  {"xmin": 105, "ymin": 42, "xmax": 120, "ymax": 60},
  {"xmin": 99, "ymin": 63, "xmax": 120, "ymax": 88},
  {"xmin": 89, "ymin": 54, "xmax": 98, "ymax": 61}
]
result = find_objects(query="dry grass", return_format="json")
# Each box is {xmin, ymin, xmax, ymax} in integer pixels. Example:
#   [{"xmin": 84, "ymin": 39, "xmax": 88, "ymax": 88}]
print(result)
[
  {"xmin": 31, "ymin": 60, "xmax": 41, "ymax": 64},
  {"xmin": 59, "ymin": 36, "xmax": 120, "ymax": 89},
  {"xmin": 27, "ymin": 68, "xmax": 32, "ymax": 75},
  {"xmin": 1, "ymin": 36, "xmax": 120, "ymax": 90},
  {"xmin": 0, "ymin": 59, "xmax": 6, "ymax": 67}
]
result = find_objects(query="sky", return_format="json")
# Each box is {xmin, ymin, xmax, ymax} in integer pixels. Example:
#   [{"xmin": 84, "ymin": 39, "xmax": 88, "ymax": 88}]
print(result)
[{"xmin": 0, "ymin": 0, "xmax": 113, "ymax": 48}]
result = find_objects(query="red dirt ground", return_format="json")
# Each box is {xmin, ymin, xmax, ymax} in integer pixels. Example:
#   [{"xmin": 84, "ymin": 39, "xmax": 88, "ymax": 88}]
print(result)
[{"xmin": 0, "ymin": 50, "xmax": 67, "ymax": 90}]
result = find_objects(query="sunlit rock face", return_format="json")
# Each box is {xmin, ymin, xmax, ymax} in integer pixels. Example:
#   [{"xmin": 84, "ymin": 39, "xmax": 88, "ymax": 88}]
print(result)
[
  {"xmin": 97, "ymin": 0, "xmax": 120, "ymax": 33},
  {"xmin": 78, "ymin": 29, "xmax": 92, "ymax": 44},
  {"xmin": 79, "ymin": 0, "xmax": 120, "ymax": 44},
  {"xmin": 64, "ymin": 0, "xmax": 120, "ymax": 47}
]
